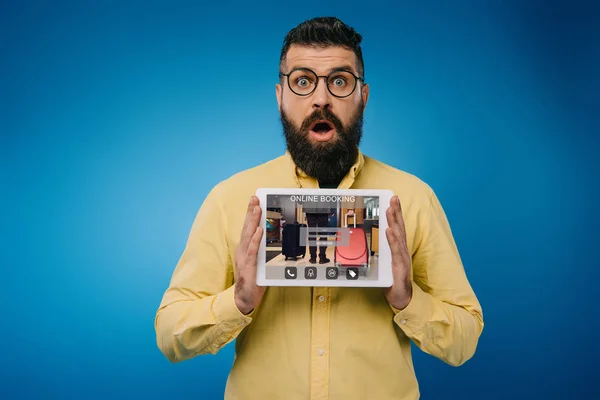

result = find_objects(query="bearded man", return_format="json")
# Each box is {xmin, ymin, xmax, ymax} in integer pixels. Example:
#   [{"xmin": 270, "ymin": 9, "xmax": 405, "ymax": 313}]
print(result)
[{"xmin": 155, "ymin": 16, "xmax": 483, "ymax": 400}]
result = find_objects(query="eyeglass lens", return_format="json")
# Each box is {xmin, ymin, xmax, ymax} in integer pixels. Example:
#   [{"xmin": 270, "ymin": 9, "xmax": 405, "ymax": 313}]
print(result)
[{"xmin": 287, "ymin": 69, "xmax": 357, "ymax": 97}]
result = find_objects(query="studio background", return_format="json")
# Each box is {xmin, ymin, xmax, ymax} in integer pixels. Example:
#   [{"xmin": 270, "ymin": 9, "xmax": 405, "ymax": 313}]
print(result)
[{"xmin": 2, "ymin": 0, "xmax": 598, "ymax": 399}]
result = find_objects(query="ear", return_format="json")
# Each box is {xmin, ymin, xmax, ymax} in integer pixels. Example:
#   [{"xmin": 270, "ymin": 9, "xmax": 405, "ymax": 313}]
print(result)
[
  {"xmin": 276, "ymin": 83, "xmax": 282, "ymax": 112},
  {"xmin": 361, "ymin": 83, "xmax": 370, "ymax": 111}
]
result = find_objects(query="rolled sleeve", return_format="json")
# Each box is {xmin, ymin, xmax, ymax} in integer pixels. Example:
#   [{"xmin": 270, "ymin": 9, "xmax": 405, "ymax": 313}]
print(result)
[
  {"xmin": 389, "ymin": 283, "xmax": 434, "ymax": 335},
  {"xmin": 213, "ymin": 284, "xmax": 255, "ymax": 332}
]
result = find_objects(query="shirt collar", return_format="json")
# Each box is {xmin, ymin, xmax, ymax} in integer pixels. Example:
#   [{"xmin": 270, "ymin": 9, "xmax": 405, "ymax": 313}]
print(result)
[{"xmin": 284, "ymin": 149, "xmax": 365, "ymax": 189}]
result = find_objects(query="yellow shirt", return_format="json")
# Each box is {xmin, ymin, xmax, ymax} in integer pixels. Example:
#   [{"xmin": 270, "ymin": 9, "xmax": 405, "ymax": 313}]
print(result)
[{"xmin": 154, "ymin": 150, "xmax": 484, "ymax": 400}]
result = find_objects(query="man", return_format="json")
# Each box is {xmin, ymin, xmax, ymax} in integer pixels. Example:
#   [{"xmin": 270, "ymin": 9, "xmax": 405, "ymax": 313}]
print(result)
[
  {"xmin": 302, "ymin": 198, "xmax": 335, "ymax": 264},
  {"xmin": 155, "ymin": 17, "xmax": 484, "ymax": 400}
]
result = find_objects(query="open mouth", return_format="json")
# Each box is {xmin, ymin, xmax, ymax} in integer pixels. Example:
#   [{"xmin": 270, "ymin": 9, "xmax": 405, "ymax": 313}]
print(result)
[{"xmin": 309, "ymin": 120, "xmax": 335, "ymax": 135}]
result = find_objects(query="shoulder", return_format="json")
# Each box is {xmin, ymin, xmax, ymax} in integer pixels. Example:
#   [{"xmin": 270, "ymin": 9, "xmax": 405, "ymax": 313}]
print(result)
[
  {"xmin": 209, "ymin": 153, "xmax": 290, "ymax": 200},
  {"xmin": 361, "ymin": 154, "xmax": 434, "ymax": 199}
]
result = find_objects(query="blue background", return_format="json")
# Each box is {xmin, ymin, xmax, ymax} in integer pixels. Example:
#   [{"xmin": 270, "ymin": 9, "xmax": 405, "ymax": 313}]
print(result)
[{"xmin": 2, "ymin": 0, "xmax": 599, "ymax": 399}]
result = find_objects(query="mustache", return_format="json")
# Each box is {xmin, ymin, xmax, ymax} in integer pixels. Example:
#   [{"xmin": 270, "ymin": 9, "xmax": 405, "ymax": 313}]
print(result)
[{"xmin": 300, "ymin": 108, "xmax": 344, "ymax": 132}]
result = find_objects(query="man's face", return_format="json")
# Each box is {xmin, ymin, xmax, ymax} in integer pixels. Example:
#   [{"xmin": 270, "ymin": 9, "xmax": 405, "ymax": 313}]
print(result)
[{"xmin": 276, "ymin": 45, "xmax": 370, "ymax": 184}]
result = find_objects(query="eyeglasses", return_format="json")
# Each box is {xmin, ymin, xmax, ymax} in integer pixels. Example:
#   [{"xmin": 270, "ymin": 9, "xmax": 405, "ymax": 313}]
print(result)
[{"xmin": 279, "ymin": 68, "xmax": 365, "ymax": 98}]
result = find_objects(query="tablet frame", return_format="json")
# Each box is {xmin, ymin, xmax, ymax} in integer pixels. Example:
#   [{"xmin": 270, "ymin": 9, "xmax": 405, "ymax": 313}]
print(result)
[{"xmin": 255, "ymin": 188, "xmax": 394, "ymax": 287}]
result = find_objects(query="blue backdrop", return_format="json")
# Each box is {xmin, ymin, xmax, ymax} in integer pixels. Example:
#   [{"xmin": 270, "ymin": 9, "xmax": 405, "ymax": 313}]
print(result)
[{"xmin": 2, "ymin": 0, "xmax": 598, "ymax": 399}]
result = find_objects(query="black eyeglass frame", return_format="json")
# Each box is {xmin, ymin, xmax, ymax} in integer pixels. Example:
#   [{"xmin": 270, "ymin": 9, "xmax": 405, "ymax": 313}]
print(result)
[{"xmin": 279, "ymin": 67, "xmax": 366, "ymax": 99}]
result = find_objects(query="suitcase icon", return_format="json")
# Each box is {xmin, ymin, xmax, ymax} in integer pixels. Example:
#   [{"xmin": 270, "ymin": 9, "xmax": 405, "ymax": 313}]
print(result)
[
  {"xmin": 282, "ymin": 223, "xmax": 307, "ymax": 261},
  {"xmin": 335, "ymin": 211, "xmax": 369, "ymax": 275}
]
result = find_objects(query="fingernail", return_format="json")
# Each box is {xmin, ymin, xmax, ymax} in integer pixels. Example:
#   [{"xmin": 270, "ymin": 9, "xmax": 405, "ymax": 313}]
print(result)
[
  {"xmin": 249, "ymin": 196, "xmax": 253, "ymax": 204},
  {"xmin": 253, "ymin": 206, "xmax": 256, "ymax": 214}
]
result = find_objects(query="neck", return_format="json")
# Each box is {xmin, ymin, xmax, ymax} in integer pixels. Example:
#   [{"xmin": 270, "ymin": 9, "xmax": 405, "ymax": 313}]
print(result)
[{"xmin": 319, "ymin": 179, "xmax": 341, "ymax": 189}]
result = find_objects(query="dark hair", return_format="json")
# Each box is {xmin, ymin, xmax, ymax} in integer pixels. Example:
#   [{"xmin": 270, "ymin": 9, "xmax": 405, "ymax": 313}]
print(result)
[{"xmin": 279, "ymin": 17, "xmax": 365, "ymax": 79}]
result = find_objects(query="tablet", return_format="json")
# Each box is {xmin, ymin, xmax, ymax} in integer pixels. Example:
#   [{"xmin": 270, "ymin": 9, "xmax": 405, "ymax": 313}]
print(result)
[{"xmin": 255, "ymin": 188, "xmax": 393, "ymax": 287}]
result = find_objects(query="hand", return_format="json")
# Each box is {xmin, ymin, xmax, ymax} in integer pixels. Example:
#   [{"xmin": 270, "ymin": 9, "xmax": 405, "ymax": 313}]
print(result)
[
  {"xmin": 383, "ymin": 196, "xmax": 413, "ymax": 310},
  {"xmin": 234, "ymin": 196, "xmax": 266, "ymax": 315}
]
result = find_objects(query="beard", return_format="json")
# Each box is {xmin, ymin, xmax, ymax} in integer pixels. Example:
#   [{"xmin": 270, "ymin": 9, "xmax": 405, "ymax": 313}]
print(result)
[{"xmin": 280, "ymin": 103, "xmax": 364, "ymax": 185}]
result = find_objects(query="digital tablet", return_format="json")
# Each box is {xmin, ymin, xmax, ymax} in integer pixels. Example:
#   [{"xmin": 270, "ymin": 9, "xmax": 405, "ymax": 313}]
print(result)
[{"xmin": 255, "ymin": 188, "xmax": 394, "ymax": 287}]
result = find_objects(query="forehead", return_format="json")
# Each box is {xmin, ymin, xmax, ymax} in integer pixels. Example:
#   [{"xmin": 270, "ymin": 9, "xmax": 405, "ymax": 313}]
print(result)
[{"xmin": 284, "ymin": 45, "xmax": 358, "ymax": 74}]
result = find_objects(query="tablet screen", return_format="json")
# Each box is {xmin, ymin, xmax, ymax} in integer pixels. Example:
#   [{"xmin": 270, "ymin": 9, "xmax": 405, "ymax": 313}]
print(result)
[{"xmin": 259, "ymin": 189, "xmax": 390, "ymax": 286}]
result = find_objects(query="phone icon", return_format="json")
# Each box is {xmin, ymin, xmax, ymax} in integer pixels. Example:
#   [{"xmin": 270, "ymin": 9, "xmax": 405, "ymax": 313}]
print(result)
[{"xmin": 285, "ymin": 267, "xmax": 297, "ymax": 279}]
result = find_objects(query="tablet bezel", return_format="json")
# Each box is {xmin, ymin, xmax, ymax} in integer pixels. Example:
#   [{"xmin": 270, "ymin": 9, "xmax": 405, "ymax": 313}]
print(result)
[{"xmin": 255, "ymin": 188, "xmax": 394, "ymax": 288}]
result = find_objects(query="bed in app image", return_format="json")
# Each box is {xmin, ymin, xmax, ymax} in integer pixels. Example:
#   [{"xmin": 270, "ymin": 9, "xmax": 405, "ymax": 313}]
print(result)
[{"xmin": 263, "ymin": 194, "xmax": 381, "ymax": 281}]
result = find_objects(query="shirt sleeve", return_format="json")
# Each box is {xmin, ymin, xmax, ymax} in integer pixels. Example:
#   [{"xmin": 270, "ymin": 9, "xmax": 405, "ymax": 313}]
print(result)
[
  {"xmin": 390, "ymin": 189, "xmax": 484, "ymax": 367},
  {"xmin": 154, "ymin": 184, "xmax": 253, "ymax": 363}
]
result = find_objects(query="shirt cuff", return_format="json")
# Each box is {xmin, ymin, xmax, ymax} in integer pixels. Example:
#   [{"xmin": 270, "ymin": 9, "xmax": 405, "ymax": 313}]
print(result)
[
  {"xmin": 212, "ymin": 284, "xmax": 254, "ymax": 333},
  {"xmin": 389, "ymin": 283, "xmax": 434, "ymax": 335}
]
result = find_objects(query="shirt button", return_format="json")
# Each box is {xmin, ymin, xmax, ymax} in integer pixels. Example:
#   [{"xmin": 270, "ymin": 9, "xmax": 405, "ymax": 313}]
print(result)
[
  {"xmin": 401, "ymin": 319, "xmax": 407, "ymax": 325},
  {"xmin": 318, "ymin": 296, "xmax": 325, "ymax": 302},
  {"xmin": 318, "ymin": 349, "xmax": 324, "ymax": 356}
]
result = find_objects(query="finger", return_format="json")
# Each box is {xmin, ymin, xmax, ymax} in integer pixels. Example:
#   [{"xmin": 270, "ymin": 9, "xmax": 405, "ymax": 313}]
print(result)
[
  {"xmin": 240, "ymin": 205, "xmax": 262, "ymax": 252},
  {"xmin": 388, "ymin": 196, "xmax": 400, "ymax": 223},
  {"xmin": 245, "ymin": 226, "xmax": 263, "ymax": 268},
  {"xmin": 386, "ymin": 206, "xmax": 396, "ymax": 230},
  {"xmin": 387, "ymin": 203, "xmax": 403, "ymax": 243},
  {"xmin": 385, "ymin": 226, "xmax": 397, "ymax": 247},
  {"xmin": 386, "ymin": 226, "xmax": 412, "ymax": 279},
  {"xmin": 247, "ymin": 195, "xmax": 258, "ymax": 213},
  {"xmin": 390, "ymin": 196, "xmax": 397, "ymax": 210},
  {"xmin": 389, "ymin": 196, "xmax": 407, "ymax": 242},
  {"xmin": 394, "ymin": 196, "xmax": 407, "ymax": 234},
  {"xmin": 386, "ymin": 206, "xmax": 401, "ymax": 245},
  {"xmin": 388, "ymin": 197, "xmax": 400, "ymax": 225},
  {"xmin": 385, "ymin": 227, "xmax": 402, "ymax": 269},
  {"xmin": 387, "ymin": 201, "xmax": 409, "ymax": 259},
  {"xmin": 240, "ymin": 198, "xmax": 261, "ymax": 250},
  {"xmin": 239, "ymin": 196, "xmax": 257, "ymax": 239}
]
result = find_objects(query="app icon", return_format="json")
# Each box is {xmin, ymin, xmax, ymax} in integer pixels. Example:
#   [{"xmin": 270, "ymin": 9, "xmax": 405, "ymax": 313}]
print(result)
[
  {"xmin": 305, "ymin": 267, "xmax": 317, "ymax": 279},
  {"xmin": 285, "ymin": 267, "xmax": 297, "ymax": 279},
  {"xmin": 346, "ymin": 268, "xmax": 359, "ymax": 280},
  {"xmin": 326, "ymin": 267, "xmax": 338, "ymax": 280}
]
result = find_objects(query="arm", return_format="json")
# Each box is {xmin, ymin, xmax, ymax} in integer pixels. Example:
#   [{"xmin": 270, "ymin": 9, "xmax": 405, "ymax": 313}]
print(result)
[
  {"xmin": 154, "ymin": 187, "xmax": 262, "ymax": 362},
  {"xmin": 386, "ymin": 192, "xmax": 484, "ymax": 367}
]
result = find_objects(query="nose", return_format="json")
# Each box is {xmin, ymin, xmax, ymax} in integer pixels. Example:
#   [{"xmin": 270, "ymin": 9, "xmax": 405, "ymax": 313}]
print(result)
[{"xmin": 312, "ymin": 77, "xmax": 332, "ymax": 110}]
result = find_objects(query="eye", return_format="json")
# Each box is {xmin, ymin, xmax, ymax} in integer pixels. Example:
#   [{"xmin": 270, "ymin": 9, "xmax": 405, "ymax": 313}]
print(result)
[
  {"xmin": 331, "ymin": 76, "xmax": 347, "ymax": 87},
  {"xmin": 296, "ymin": 77, "xmax": 311, "ymax": 87}
]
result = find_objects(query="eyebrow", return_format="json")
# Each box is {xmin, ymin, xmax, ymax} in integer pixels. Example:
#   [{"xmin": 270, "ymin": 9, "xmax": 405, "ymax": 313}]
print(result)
[{"xmin": 289, "ymin": 65, "xmax": 358, "ymax": 75}]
